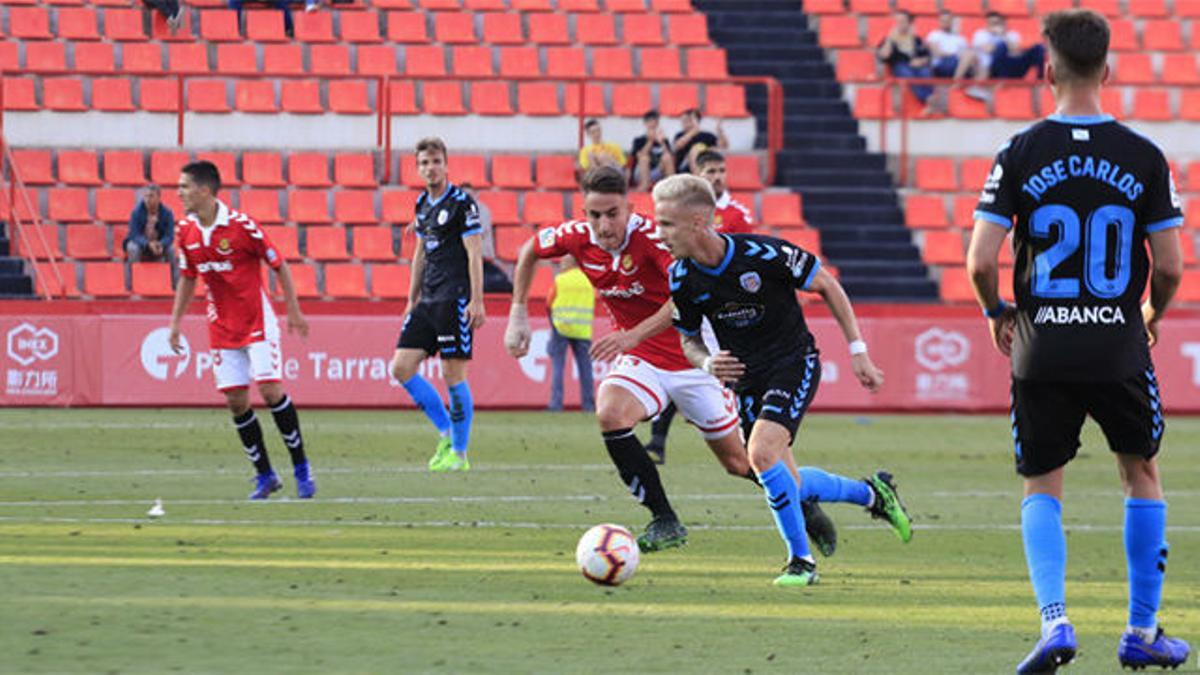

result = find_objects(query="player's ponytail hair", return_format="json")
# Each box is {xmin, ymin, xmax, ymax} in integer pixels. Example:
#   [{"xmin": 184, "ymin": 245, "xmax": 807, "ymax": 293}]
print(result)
[
  {"xmin": 652, "ymin": 174, "xmax": 716, "ymax": 213},
  {"xmin": 1042, "ymin": 9, "xmax": 1109, "ymax": 83}
]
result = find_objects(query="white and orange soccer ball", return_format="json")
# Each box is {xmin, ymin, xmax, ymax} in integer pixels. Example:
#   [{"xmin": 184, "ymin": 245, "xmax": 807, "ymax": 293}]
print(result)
[{"xmin": 575, "ymin": 524, "xmax": 640, "ymax": 586}]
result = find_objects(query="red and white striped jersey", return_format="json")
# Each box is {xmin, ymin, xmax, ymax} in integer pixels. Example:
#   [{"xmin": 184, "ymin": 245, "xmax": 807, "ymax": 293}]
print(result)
[{"xmin": 177, "ymin": 200, "xmax": 283, "ymax": 349}]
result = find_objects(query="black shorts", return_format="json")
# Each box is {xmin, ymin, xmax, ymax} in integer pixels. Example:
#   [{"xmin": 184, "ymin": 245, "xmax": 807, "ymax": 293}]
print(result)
[
  {"xmin": 396, "ymin": 298, "xmax": 472, "ymax": 360},
  {"xmin": 736, "ymin": 352, "xmax": 821, "ymax": 443},
  {"xmin": 1010, "ymin": 367, "xmax": 1164, "ymax": 477}
]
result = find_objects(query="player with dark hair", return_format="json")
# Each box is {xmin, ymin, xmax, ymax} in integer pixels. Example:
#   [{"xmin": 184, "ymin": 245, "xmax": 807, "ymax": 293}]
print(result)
[
  {"xmin": 168, "ymin": 160, "xmax": 315, "ymax": 500},
  {"xmin": 968, "ymin": 9, "xmax": 1189, "ymax": 672},
  {"xmin": 391, "ymin": 137, "xmax": 486, "ymax": 473},
  {"xmin": 504, "ymin": 166, "xmax": 837, "ymax": 555},
  {"xmin": 655, "ymin": 173, "xmax": 912, "ymax": 587}
]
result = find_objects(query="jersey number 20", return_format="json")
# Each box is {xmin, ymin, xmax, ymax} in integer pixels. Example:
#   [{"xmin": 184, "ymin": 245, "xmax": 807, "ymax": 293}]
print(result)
[{"xmin": 1030, "ymin": 204, "xmax": 1134, "ymax": 300}]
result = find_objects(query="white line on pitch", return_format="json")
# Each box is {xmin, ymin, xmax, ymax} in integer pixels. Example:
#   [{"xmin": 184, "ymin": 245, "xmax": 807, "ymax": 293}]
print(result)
[
  {"xmin": 0, "ymin": 464, "xmax": 616, "ymax": 479},
  {"xmin": 0, "ymin": 493, "xmax": 756, "ymax": 508}
]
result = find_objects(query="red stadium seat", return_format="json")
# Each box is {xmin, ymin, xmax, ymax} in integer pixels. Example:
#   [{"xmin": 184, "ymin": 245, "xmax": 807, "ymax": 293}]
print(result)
[
  {"xmin": 382, "ymin": 190, "xmax": 418, "ymax": 224},
  {"xmin": 914, "ymin": 158, "xmax": 957, "ymax": 191},
  {"xmin": 387, "ymin": 11, "xmax": 430, "ymax": 42},
  {"xmin": 482, "ymin": 12, "xmax": 524, "ymax": 43},
  {"xmin": 960, "ymin": 157, "xmax": 993, "ymax": 193},
  {"xmin": 122, "ymin": 42, "xmax": 164, "ymax": 74},
  {"xmin": 499, "ymin": 46, "xmax": 541, "ymax": 77},
  {"xmin": 199, "ymin": 10, "xmax": 238, "ymax": 41},
  {"xmin": 334, "ymin": 191, "xmax": 377, "ymax": 224},
  {"xmin": 687, "ymin": 48, "xmax": 728, "ymax": 79},
  {"xmin": 511, "ymin": 0, "xmax": 554, "ymax": 8},
  {"xmin": 186, "ymin": 80, "xmax": 229, "ymax": 112},
  {"xmin": 310, "ymin": 44, "xmax": 352, "ymax": 76},
  {"xmin": 235, "ymin": 80, "xmax": 277, "ymax": 113},
  {"xmin": 905, "ymin": 194, "xmax": 948, "ymax": 228},
  {"xmin": 58, "ymin": 7, "xmax": 100, "ymax": 40},
  {"xmin": 535, "ymin": 156, "xmax": 576, "ymax": 190},
  {"xmin": 31, "ymin": 262, "xmax": 80, "ymax": 298},
  {"xmin": 608, "ymin": 0, "xmax": 647, "ymax": 11},
  {"xmin": 155, "ymin": 151, "xmax": 191, "ymax": 188},
  {"xmin": 66, "ymin": 225, "xmax": 109, "ymax": 259},
  {"xmin": 58, "ymin": 150, "xmax": 100, "ymax": 186},
  {"xmin": 92, "ymin": 77, "xmax": 134, "ymax": 111},
  {"xmin": 398, "ymin": 155, "xmax": 423, "ymax": 187},
  {"xmin": 952, "ymin": 195, "xmax": 978, "ymax": 229},
  {"xmin": 243, "ymin": 152, "xmax": 286, "ymax": 187},
  {"xmin": 1143, "ymin": 20, "xmax": 1183, "ymax": 51},
  {"xmin": 104, "ymin": 8, "xmax": 147, "ymax": 40},
  {"xmin": 197, "ymin": 151, "xmax": 239, "ymax": 187},
  {"xmin": 44, "ymin": 78, "xmax": 86, "ymax": 111},
  {"xmin": 9, "ymin": 7, "xmax": 52, "ymax": 39},
  {"xmin": 424, "ymin": 81, "xmax": 466, "ymax": 114},
  {"xmin": 849, "ymin": 0, "xmax": 890, "ymax": 13},
  {"xmin": 289, "ymin": 153, "xmax": 332, "ymax": 188},
  {"xmin": 168, "ymin": 42, "xmax": 209, "ymax": 74},
  {"xmin": 341, "ymin": 12, "xmax": 381, "ymax": 42},
  {"xmin": 247, "ymin": 10, "xmax": 289, "ymax": 41},
  {"xmin": 705, "ymin": 84, "xmax": 749, "ymax": 118},
  {"xmin": 151, "ymin": 8, "xmax": 192, "ymax": 40},
  {"xmin": 1115, "ymin": 54, "xmax": 1154, "ymax": 84},
  {"xmin": 478, "ymin": 190, "xmax": 520, "ymax": 225},
  {"xmin": 818, "ymin": 15, "xmax": 860, "ymax": 48},
  {"xmin": 352, "ymin": 227, "xmax": 395, "ymax": 260},
  {"xmin": 217, "ymin": 43, "xmax": 257, "ymax": 75},
  {"xmin": 922, "ymin": 230, "xmax": 966, "ymax": 265},
  {"xmin": 2, "ymin": 78, "xmax": 38, "ymax": 111},
  {"xmin": 471, "ymin": 81, "xmax": 513, "ymax": 115},
  {"xmin": 640, "ymin": 47, "xmax": 681, "ymax": 79},
  {"xmin": 623, "ymin": 13, "xmax": 664, "ymax": 45},
  {"xmin": 835, "ymin": 50, "xmax": 878, "ymax": 82},
  {"xmin": 434, "ymin": 11, "xmax": 477, "ymax": 43},
  {"xmin": 517, "ymin": 82, "xmax": 560, "ymax": 115},
  {"xmin": 761, "ymin": 193, "xmax": 803, "ymax": 227},
  {"xmin": 325, "ymin": 263, "xmax": 367, "ymax": 298},
  {"xmin": 329, "ymin": 80, "xmax": 371, "ymax": 114},
  {"xmin": 1162, "ymin": 54, "xmax": 1200, "ymax": 85},
  {"xmin": 281, "ymin": 263, "xmax": 320, "ymax": 298},
  {"xmin": 103, "ymin": 151, "xmax": 145, "ymax": 186},
  {"xmin": 96, "ymin": 188, "xmax": 136, "ymax": 222},
  {"xmin": 948, "ymin": 89, "xmax": 989, "ymax": 119},
  {"xmin": 1108, "ymin": 19, "xmax": 1137, "ymax": 51},
  {"xmin": 388, "ymin": 81, "xmax": 418, "ymax": 114},
  {"xmin": 83, "ymin": 262, "xmax": 127, "ymax": 297},
  {"xmin": 724, "ymin": 156, "xmax": 763, "ymax": 191},
  {"xmin": 651, "ymin": 0, "xmax": 691, "ymax": 10},
  {"xmin": 994, "ymin": 87, "xmax": 1034, "ymax": 120},
  {"xmin": 577, "ymin": 13, "xmax": 618, "ymax": 45},
  {"xmin": 289, "ymin": 190, "xmax": 332, "ymax": 224},
  {"xmin": 666, "ymin": 13, "xmax": 707, "ymax": 45},
  {"xmin": 26, "ymin": 42, "xmax": 67, "ymax": 71},
  {"xmin": 263, "ymin": 44, "xmax": 303, "ymax": 75},
  {"xmin": 370, "ymin": 263, "xmax": 411, "ymax": 298},
  {"xmin": 294, "ymin": 13, "xmax": 335, "ymax": 42},
  {"xmin": 1132, "ymin": 89, "xmax": 1172, "ymax": 121},
  {"xmin": 592, "ymin": 47, "xmax": 633, "ymax": 78},
  {"xmin": 16, "ymin": 225, "xmax": 62, "ymax": 259},
  {"xmin": 446, "ymin": 155, "xmax": 488, "ymax": 187},
  {"xmin": 281, "ymin": 80, "xmax": 323, "ymax": 114},
  {"xmin": 559, "ymin": 0, "xmax": 599, "ymax": 9},
  {"xmin": 305, "ymin": 227, "xmax": 349, "ymax": 260},
  {"xmin": 404, "ymin": 45, "xmax": 446, "ymax": 76},
  {"xmin": 240, "ymin": 190, "xmax": 283, "ymax": 224},
  {"xmin": 335, "ymin": 153, "xmax": 377, "ymax": 188},
  {"xmin": 453, "ymin": 45, "xmax": 495, "ymax": 76},
  {"xmin": 262, "ymin": 226, "xmax": 301, "ymax": 260},
  {"xmin": 563, "ymin": 83, "xmax": 607, "ymax": 115},
  {"xmin": 75, "ymin": 42, "xmax": 116, "ymax": 73},
  {"xmin": 131, "ymin": 262, "xmax": 174, "ymax": 297},
  {"xmin": 12, "ymin": 150, "xmax": 54, "ymax": 185},
  {"xmin": 528, "ymin": 13, "xmax": 570, "ymax": 44},
  {"xmin": 523, "ymin": 192, "xmax": 565, "ymax": 224},
  {"xmin": 494, "ymin": 225, "xmax": 530, "ymax": 260},
  {"xmin": 659, "ymin": 83, "xmax": 699, "ymax": 116},
  {"xmin": 1129, "ymin": 0, "xmax": 1168, "ymax": 18},
  {"xmin": 612, "ymin": 83, "xmax": 653, "ymax": 116},
  {"xmin": 546, "ymin": 47, "xmax": 587, "ymax": 78},
  {"xmin": 492, "ymin": 155, "xmax": 534, "ymax": 189},
  {"xmin": 358, "ymin": 45, "xmax": 399, "ymax": 76}
]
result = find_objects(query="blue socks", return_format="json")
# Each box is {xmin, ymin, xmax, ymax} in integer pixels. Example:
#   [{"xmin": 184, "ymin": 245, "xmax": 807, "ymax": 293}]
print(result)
[
  {"xmin": 1125, "ymin": 498, "xmax": 1167, "ymax": 631},
  {"xmin": 759, "ymin": 461, "xmax": 810, "ymax": 560},
  {"xmin": 448, "ymin": 381, "xmax": 473, "ymax": 455},
  {"xmin": 1022, "ymin": 494, "xmax": 1068, "ymax": 630},
  {"xmin": 798, "ymin": 467, "xmax": 872, "ymax": 506},
  {"xmin": 402, "ymin": 374, "xmax": 451, "ymax": 436}
]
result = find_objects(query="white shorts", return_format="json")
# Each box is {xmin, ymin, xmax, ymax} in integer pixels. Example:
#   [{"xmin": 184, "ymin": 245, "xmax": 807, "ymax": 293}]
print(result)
[
  {"xmin": 600, "ymin": 354, "xmax": 740, "ymax": 440},
  {"xmin": 213, "ymin": 339, "xmax": 282, "ymax": 391}
]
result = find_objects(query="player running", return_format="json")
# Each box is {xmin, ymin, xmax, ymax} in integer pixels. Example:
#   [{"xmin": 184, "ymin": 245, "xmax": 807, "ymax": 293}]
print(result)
[
  {"xmin": 390, "ymin": 138, "xmax": 486, "ymax": 473},
  {"xmin": 968, "ymin": 10, "xmax": 1190, "ymax": 673},
  {"xmin": 645, "ymin": 149, "xmax": 754, "ymax": 463},
  {"xmin": 168, "ymin": 160, "xmax": 315, "ymax": 500},
  {"xmin": 654, "ymin": 174, "xmax": 912, "ymax": 587},
  {"xmin": 504, "ymin": 166, "xmax": 836, "ymax": 554}
]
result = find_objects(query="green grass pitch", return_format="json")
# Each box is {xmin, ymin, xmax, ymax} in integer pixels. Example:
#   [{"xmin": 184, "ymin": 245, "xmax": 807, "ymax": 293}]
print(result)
[{"xmin": 0, "ymin": 409, "xmax": 1197, "ymax": 674}]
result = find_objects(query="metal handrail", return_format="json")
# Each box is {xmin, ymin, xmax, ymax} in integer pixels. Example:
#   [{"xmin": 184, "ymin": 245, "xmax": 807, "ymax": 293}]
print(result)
[{"xmin": 1, "ymin": 134, "xmax": 66, "ymax": 299}]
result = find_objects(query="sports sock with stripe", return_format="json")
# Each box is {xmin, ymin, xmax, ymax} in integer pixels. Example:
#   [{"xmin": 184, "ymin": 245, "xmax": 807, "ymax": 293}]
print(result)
[
  {"xmin": 269, "ymin": 394, "xmax": 306, "ymax": 467},
  {"xmin": 759, "ymin": 461, "xmax": 810, "ymax": 560},
  {"xmin": 233, "ymin": 409, "xmax": 272, "ymax": 475},
  {"xmin": 797, "ymin": 467, "xmax": 872, "ymax": 506},
  {"xmin": 1021, "ymin": 493, "xmax": 1069, "ymax": 633},
  {"xmin": 601, "ymin": 428, "xmax": 674, "ymax": 518},
  {"xmin": 448, "ymin": 381, "xmax": 473, "ymax": 455}
]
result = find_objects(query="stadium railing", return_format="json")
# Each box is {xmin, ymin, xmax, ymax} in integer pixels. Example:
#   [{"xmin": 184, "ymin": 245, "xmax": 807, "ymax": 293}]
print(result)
[{"xmin": 1, "ymin": 133, "xmax": 66, "ymax": 299}]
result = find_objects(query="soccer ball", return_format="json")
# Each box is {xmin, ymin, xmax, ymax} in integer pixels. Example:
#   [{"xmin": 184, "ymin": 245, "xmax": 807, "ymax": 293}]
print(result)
[{"xmin": 575, "ymin": 523, "xmax": 640, "ymax": 586}]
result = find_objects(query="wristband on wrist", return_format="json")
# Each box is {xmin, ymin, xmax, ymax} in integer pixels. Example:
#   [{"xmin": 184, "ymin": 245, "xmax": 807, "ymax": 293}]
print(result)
[
  {"xmin": 984, "ymin": 301, "xmax": 1008, "ymax": 319},
  {"xmin": 848, "ymin": 340, "xmax": 867, "ymax": 356}
]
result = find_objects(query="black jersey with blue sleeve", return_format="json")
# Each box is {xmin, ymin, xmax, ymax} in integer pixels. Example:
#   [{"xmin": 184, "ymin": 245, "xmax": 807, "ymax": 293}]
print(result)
[
  {"xmin": 975, "ymin": 114, "xmax": 1182, "ymax": 381},
  {"xmin": 414, "ymin": 183, "xmax": 482, "ymax": 302},
  {"xmin": 670, "ymin": 234, "xmax": 821, "ymax": 384}
]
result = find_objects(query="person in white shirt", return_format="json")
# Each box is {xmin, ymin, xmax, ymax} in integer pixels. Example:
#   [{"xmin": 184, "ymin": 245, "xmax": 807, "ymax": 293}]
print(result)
[
  {"xmin": 972, "ymin": 11, "xmax": 1045, "ymax": 79},
  {"xmin": 927, "ymin": 11, "xmax": 978, "ymax": 79}
]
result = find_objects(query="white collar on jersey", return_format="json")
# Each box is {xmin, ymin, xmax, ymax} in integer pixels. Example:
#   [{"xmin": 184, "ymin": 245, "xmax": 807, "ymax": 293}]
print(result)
[
  {"xmin": 714, "ymin": 191, "xmax": 732, "ymax": 209},
  {"xmin": 186, "ymin": 199, "xmax": 232, "ymax": 230},
  {"xmin": 588, "ymin": 213, "xmax": 643, "ymax": 262}
]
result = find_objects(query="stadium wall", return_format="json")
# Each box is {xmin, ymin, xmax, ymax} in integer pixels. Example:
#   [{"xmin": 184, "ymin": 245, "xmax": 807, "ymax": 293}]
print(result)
[{"xmin": 3, "ymin": 302, "xmax": 1200, "ymax": 412}]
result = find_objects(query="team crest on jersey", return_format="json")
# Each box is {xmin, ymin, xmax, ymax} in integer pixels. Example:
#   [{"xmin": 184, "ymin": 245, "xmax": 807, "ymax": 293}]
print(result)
[
  {"xmin": 437, "ymin": 209, "xmax": 449, "ymax": 225},
  {"xmin": 538, "ymin": 227, "xmax": 556, "ymax": 249},
  {"xmin": 739, "ymin": 271, "xmax": 762, "ymax": 293},
  {"xmin": 619, "ymin": 254, "xmax": 638, "ymax": 275},
  {"xmin": 216, "ymin": 238, "xmax": 233, "ymax": 255}
]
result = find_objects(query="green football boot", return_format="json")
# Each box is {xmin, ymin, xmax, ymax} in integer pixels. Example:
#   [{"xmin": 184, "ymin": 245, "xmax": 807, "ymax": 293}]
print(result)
[
  {"xmin": 774, "ymin": 557, "xmax": 819, "ymax": 588},
  {"xmin": 427, "ymin": 436, "xmax": 454, "ymax": 471},
  {"xmin": 431, "ymin": 453, "xmax": 470, "ymax": 473},
  {"xmin": 636, "ymin": 515, "xmax": 688, "ymax": 552},
  {"xmin": 866, "ymin": 471, "xmax": 913, "ymax": 543}
]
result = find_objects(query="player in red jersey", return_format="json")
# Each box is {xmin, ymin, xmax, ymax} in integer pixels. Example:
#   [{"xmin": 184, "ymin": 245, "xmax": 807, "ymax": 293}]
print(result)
[
  {"xmin": 167, "ymin": 161, "xmax": 315, "ymax": 501},
  {"xmin": 504, "ymin": 167, "xmax": 835, "ymax": 554}
]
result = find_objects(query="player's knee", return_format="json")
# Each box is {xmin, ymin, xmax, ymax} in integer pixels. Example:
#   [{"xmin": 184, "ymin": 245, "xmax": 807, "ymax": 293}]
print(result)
[
  {"xmin": 596, "ymin": 404, "xmax": 636, "ymax": 432},
  {"xmin": 224, "ymin": 389, "xmax": 251, "ymax": 415},
  {"xmin": 1118, "ymin": 455, "xmax": 1160, "ymax": 492},
  {"xmin": 391, "ymin": 358, "xmax": 416, "ymax": 383},
  {"xmin": 258, "ymin": 381, "xmax": 284, "ymax": 406}
]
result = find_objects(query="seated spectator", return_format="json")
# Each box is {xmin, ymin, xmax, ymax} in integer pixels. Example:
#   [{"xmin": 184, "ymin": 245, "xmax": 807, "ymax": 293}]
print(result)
[
  {"xmin": 672, "ymin": 108, "xmax": 727, "ymax": 175},
  {"xmin": 459, "ymin": 183, "xmax": 512, "ymax": 293},
  {"xmin": 630, "ymin": 110, "xmax": 675, "ymax": 191},
  {"xmin": 577, "ymin": 119, "xmax": 627, "ymax": 178},
  {"xmin": 972, "ymin": 12, "xmax": 1045, "ymax": 80},
  {"xmin": 877, "ymin": 10, "xmax": 935, "ymax": 108},
  {"xmin": 927, "ymin": 11, "xmax": 979, "ymax": 80},
  {"xmin": 229, "ymin": 0, "xmax": 318, "ymax": 39},
  {"xmin": 693, "ymin": 150, "xmax": 754, "ymax": 234},
  {"xmin": 124, "ymin": 185, "xmax": 176, "ymax": 277},
  {"xmin": 142, "ymin": 0, "xmax": 185, "ymax": 32}
]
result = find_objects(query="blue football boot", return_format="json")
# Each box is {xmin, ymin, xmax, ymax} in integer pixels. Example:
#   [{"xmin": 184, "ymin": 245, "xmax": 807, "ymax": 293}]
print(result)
[
  {"xmin": 1017, "ymin": 623, "xmax": 1077, "ymax": 674},
  {"xmin": 1118, "ymin": 627, "xmax": 1190, "ymax": 670},
  {"xmin": 294, "ymin": 462, "xmax": 317, "ymax": 499},
  {"xmin": 249, "ymin": 471, "xmax": 283, "ymax": 500}
]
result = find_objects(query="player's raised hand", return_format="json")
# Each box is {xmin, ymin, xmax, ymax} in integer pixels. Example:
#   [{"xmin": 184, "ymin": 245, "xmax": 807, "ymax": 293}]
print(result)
[
  {"xmin": 989, "ymin": 305, "xmax": 1017, "ymax": 356},
  {"xmin": 287, "ymin": 310, "xmax": 310, "ymax": 338},
  {"xmin": 168, "ymin": 326, "xmax": 184, "ymax": 354},
  {"xmin": 590, "ymin": 330, "xmax": 637, "ymax": 363},
  {"xmin": 851, "ymin": 353, "xmax": 884, "ymax": 392},
  {"xmin": 705, "ymin": 350, "xmax": 746, "ymax": 384},
  {"xmin": 504, "ymin": 306, "xmax": 531, "ymax": 358}
]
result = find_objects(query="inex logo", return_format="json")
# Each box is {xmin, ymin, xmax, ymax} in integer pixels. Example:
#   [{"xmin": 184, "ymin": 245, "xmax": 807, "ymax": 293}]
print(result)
[
  {"xmin": 6, "ymin": 322, "xmax": 59, "ymax": 366},
  {"xmin": 914, "ymin": 327, "xmax": 970, "ymax": 371},
  {"xmin": 141, "ymin": 327, "xmax": 190, "ymax": 380}
]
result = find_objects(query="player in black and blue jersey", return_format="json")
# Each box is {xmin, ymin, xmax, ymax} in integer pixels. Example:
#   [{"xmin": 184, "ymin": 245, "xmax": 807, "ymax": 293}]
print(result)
[
  {"xmin": 968, "ymin": 10, "xmax": 1190, "ymax": 673},
  {"xmin": 653, "ymin": 174, "xmax": 913, "ymax": 588},
  {"xmin": 389, "ymin": 137, "xmax": 486, "ymax": 473}
]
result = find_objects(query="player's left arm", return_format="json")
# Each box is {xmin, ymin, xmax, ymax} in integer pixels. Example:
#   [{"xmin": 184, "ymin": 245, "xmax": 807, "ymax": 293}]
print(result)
[
  {"xmin": 807, "ymin": 267, "xmax": 884, "ymax": 393},
  {"xmin": 274, "ymin": 261, "xmax": 310, "ymax": 338},
  {"xmin": 590, "ymin": 300, "xmax": 674, "ymax": 363}
]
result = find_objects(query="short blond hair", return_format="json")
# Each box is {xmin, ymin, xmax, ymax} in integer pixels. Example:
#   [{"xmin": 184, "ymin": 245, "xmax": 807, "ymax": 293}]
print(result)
[{"xmin": 652, "ymin": 174, "xmax": 716, "ymax": 212}]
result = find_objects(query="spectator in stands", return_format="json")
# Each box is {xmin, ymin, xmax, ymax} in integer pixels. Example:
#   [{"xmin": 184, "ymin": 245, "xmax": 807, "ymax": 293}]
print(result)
[
  {"xmin": 143, "ymin": 0, "xmax": 185, "ymax": 32},
  {"xmin": 693, "ymin": 149, "xmax": 754, "ymax": 234},
  {"xmin": 672, "ymin": 108, "xmax": 728, "ymax": 175},
  {"xmin": 460, "ymin": 183, "xmax": 512, "ymax": 293},
  {"xmin": 972, "ymin": 12, "xmax": 1045, "ymax": 81},
  {"xmin": 546, "ymin": 257, "xmax": 595, "ymax": 412},
  {"xmin": 877, "ymin": 10, "xmax": 935, "ymax": 108},
  {"xmin": 630, "ymin": 110, "xmax": 676, "ymax": 192},
  {"xmin": 924, "ymin": 11, "xmax": 982, "ymax": 113},
  {"xmin": 578, "ymin": 119, "xmax": 627, "ymax": 180},
  {"xmin": 124, "ymin": 185, "xmax": 175, "ymax": 277},
  {"xmin": 228, "ymin": 0, "xmax": 318, "ymax": 39}
]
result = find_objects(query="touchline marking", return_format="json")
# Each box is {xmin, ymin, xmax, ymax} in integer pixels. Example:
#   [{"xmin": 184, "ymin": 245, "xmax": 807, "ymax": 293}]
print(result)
[
  {"xmin": 0, "ymin": 493, "xmax": 756, "ymax": 508},
  {"xmin": 0, "ymin": 515, "xmax": 1197, "ymax": 534},
  {"xmin": 0, "ymin": 464, "xmax": 616, "ymax": 479}
]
